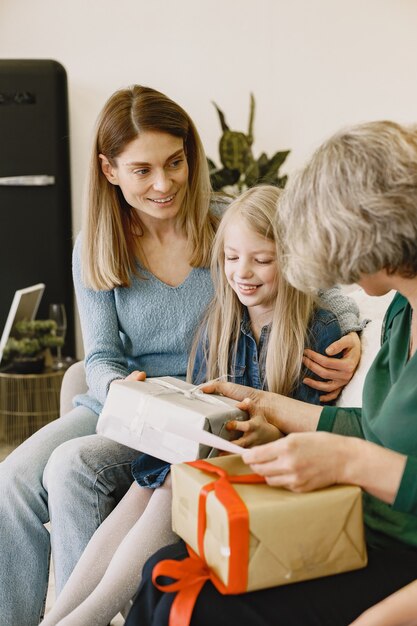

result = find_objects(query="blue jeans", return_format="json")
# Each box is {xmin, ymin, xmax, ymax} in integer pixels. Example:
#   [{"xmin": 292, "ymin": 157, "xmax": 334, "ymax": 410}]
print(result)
[{"xmin": 0, "ymin": 406, "xmax": 137, "ymax": 626}]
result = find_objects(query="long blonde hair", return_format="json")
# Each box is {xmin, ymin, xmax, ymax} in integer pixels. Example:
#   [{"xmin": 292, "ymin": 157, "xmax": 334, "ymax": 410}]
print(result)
[
  {"xmin": 82, "ymin": 85, "xmax": 217, "ymax": 290},
  {"xmin": 188, "ymin": 185, "xmax": 315, "ymax": 395}
]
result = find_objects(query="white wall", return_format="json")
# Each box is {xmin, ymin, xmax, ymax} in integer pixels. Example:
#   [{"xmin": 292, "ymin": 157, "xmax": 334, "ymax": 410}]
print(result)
[{"xmin": 1, "ymin": 0, "xmax": 416, "ymax": 357}]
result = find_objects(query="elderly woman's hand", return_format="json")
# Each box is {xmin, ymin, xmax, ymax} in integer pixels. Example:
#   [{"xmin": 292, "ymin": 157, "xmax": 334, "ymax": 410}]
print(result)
[
  {"xmin": 203, "ymin": 381, "xmax": 287, "ymax": 427},
  {"xmin": 302, "ymin": 331, "xmax": 361, "ymax": 402},
  {"xmin": 203, "ymin": 381, "xmax": 323, "ymax": 434},
  {"xmin": 241, "ymin": 431, "xmax": 347, "ymax": 491},
  {"xmin": 243, "ymin": 432, "xmax": 407, "ymax": 505},
  {"xmin": 202, "ymin": 380, "xmax": 260, "ymax": 403}
]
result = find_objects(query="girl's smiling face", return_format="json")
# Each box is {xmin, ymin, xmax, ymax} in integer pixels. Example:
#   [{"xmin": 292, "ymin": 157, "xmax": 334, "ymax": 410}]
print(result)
[
  {"xmin": 99, "ymin": 130, "xmax": 189, "ymax": 227},
  {"xmin": 223, "ymin": 217, "xmax": 278, "ymax": 319}
]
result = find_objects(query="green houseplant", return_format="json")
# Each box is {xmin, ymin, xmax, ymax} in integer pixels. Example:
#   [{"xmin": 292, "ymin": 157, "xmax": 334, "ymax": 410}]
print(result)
[
  {"xmin": 208, "ymin": 93, "xmax": 290, "ymax": 193},
  {"xmin": 3, "ymin": 319, "xmax": 64, "ymax": 374}
]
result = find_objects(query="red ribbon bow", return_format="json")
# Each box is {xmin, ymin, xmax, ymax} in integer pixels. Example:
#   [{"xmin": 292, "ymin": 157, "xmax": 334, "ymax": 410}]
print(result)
[{"xmin": 152, "ymin": 459, "xmax": 266, "ymax": 626}]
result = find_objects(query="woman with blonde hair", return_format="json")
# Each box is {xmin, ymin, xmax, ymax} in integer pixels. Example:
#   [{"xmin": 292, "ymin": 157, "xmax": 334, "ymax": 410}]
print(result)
[
  {"xmin": 1, "ymin": 84, "xmax": 221, "ymax": 626},
  {"xmin": 127, "ymin": 121, "xmax": 417, "ymax": 626},
  {"xmin": 83, "ymin": 84, "xmax": 217, "ymax": 292}
]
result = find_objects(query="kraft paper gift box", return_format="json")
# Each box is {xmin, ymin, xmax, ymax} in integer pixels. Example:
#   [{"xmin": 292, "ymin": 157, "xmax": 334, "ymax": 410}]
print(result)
[
  {"xmin": 171, "ymin": 454, "xmax": 368, "ymax": 592},
  {"xmin": 96, "ymin": 376, "xmax": 246, "ymax": 464}
]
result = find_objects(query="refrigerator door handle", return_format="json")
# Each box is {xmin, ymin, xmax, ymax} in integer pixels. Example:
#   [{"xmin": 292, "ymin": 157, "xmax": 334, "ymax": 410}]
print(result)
[{"xmin": 0, "ymin": 175, "xmax": 55, "ymax": 186}]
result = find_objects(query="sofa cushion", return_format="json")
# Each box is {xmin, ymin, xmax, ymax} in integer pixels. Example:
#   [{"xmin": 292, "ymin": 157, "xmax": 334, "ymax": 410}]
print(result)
[{"xmin": 336, "ymin": 288, "xmax": 396, "ymax": 408}]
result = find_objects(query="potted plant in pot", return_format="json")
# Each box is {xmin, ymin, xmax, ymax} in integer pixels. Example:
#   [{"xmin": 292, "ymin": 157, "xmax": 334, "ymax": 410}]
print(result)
[
  {"xmin": 2, "ymin": 319, "xmax": 64, "ymax": 374},
  {"xmin": 208, "ymin": 93, "xmax": 290, "ymax": 194}
]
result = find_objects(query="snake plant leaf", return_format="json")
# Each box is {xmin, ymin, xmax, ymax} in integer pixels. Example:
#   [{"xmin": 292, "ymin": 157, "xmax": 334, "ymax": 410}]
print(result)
[
  {"xmin": 257, "ymin": 152, "xmax": 269, "ymax": 176},
  {"xmin": 207, "ymin": 157, "xmax": 218, "ymax": 172},
  {"xmin": 245, "ymin": 160, "xmax": 260, "ymax": 188},
  {"xmin": 276, "ymin": 175, "xmax": 288, "ymax": 188},
  {"xmin": 219, "ymin": 131, "xmax": 253, "ymax": 172},
  {"xmin": 210, "ymin": 167, "xmax": 240, "ymax": 192},
  {"xmin": 212, "ymin": 102, "xmax": 229, "ymax": 132},
  {"xmin": 260, "ymin": 150, "xmax": 290, "ymax": 182},
  {"xmin": 208, "ymin": 95, "xmax": 291, "ymax": 191},
  {"xmin": 247, "ymin": 93, "xmax": 255, "ymax": 146}
]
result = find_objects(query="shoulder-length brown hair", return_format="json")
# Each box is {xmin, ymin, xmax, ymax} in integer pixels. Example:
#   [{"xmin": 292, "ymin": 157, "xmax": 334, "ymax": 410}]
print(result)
[{"xmin": 83, "ymin": 85, "xmax": 217, "ymax": 290}]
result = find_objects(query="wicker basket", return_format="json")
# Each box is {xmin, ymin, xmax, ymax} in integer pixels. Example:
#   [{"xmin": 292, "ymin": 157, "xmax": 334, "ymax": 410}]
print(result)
[{"xmin": 0, "ymin": 370, "xmax": 64, "ymax": 445}]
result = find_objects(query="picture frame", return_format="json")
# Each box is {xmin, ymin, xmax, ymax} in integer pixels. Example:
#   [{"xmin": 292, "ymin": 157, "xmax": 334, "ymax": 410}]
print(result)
[{"xmin": 0, "ymin": 283, "xmax": 45, "ymax": 366}]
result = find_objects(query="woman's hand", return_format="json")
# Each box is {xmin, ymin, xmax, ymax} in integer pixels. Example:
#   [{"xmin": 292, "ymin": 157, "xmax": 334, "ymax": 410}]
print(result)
[
  {"xmin": 242, "ymin": 432, "xmax": 406, "ymax": 504},
  {"xmin": 226, "ymin": 398, "xmax": 283, "ymax": 448},
  {"xmin": 112, "ymin": 370, "xmax": 147, "ymax": 384},
  {"xmin": 241, "ymin": 431, "xmax": 349, "ymax": 491},
  {"xmin": 203, "ymin": 382, "xmax": 323, "ymax": 434},
  {"xmin": 202, "ymin": 380, "xmax": 262, "ymax": 403},
  {"xmin": 303, "ymin": 331, "xmax": 362, "ymax": 402},
  {"xmin": 203, "ymin": 381, "xmax": 277, "ymax": 423},
  {"xmin": 125, "ymin": 370, "xmax": 147, "ymax": 382}
]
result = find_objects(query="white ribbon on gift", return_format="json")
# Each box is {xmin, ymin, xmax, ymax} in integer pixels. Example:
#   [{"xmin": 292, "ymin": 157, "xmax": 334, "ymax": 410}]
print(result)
[{"xmin": 149, "ymin": 377, "xmax": 229, "ymax": 406}]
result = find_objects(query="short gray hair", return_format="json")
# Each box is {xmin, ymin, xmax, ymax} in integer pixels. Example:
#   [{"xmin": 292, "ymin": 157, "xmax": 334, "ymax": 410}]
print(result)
[{"xmin": 278, "ymin": 120, "xmax": 417, "ymax": 291}]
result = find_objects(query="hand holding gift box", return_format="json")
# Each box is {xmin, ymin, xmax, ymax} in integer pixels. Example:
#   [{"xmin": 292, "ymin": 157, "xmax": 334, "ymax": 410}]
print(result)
[
  {"xmin": 153, "ymin": 454, "xmax": 367, "ymax": 626},
  {"xmin": 96, "ymin": 377, "xmax": 247, "ymax": 464}
]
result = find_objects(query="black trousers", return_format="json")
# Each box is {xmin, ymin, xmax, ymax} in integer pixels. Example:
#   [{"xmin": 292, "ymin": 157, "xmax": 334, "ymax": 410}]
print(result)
[{"xmin": 125, "ymin": 540, "xmax": 417, "ymax": 626}]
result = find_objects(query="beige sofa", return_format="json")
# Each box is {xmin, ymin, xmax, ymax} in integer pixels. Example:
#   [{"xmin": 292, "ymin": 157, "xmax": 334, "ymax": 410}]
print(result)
[{"xmin": 60, "ymin": 360, "xmax": 88, "ymax": 415}]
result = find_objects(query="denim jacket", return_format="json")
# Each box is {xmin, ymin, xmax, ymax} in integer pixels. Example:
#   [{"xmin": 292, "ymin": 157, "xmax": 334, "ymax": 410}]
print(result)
[{"xmin": 192, "ymin": 306, "xmax": 342, "ymax": 406}]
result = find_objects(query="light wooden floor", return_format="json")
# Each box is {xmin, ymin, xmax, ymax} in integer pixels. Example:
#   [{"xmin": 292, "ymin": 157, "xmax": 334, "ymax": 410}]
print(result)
[{"xmin": 0, "ymin": 443, "xmax": 124, "ymax": 625}]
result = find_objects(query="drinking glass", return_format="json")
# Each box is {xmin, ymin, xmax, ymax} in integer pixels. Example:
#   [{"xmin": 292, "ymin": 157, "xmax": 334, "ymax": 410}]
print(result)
[{"xmin": 49, "ymin": 303, "xmax": 67, "ymax": 369}]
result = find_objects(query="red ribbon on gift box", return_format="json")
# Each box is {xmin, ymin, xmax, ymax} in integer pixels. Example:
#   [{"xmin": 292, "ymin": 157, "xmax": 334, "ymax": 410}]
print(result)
[{"xmin": 152, "ymin": 459, "xmax": 266, "ymax": 626}]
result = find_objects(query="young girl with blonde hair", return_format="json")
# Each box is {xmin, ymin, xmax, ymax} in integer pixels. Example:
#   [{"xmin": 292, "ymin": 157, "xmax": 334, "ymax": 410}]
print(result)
[{"xmin": 189, "ymin": 185, "xmax": 342, "ymax": 447}]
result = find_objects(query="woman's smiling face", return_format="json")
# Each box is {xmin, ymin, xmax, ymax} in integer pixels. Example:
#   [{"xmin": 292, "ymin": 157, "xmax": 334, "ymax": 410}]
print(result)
[{"xmin": 100, "ymin": 130, "xmax": 189, "ymax": 226}]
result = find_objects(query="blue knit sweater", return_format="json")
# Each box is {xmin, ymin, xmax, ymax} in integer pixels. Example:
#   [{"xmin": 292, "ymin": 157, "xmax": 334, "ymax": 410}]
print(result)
[{"xmin": 72, "ymin": 235, "xmax": 214, "ymax": 415}]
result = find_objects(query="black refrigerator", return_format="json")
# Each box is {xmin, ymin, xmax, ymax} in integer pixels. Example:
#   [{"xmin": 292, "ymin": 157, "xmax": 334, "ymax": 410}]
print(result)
[{"xmin": 0, "ymin": 59, "xmax": 75, "ymax": 356}]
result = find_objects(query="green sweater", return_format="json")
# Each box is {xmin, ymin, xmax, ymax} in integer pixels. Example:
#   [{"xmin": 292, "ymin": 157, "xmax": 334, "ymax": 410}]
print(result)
[{"xmin": 318, "ymin": 293, "xmax": 417, "ymax": 550}]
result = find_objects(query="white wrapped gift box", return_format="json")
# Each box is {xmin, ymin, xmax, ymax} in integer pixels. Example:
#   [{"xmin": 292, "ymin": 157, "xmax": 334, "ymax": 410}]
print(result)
[{"xmin": 96, "ymin": 377, "xmax": 247, "ymax": 464}]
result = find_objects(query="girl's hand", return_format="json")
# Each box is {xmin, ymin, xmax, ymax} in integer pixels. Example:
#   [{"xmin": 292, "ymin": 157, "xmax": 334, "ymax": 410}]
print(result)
[
  {"xmin": 226, "ymin": 399, "xmax": 282, "ymax": 448},
  {"xmin": 303, "ymin": 331, "xmax": 361, "ymax": 402},
  {"xmin": 241, "ymin": 431, "xmax": 349, "ymax": 491}
]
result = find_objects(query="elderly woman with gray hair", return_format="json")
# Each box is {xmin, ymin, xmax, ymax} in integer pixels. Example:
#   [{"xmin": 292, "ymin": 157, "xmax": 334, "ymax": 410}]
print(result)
[{"xmin": 125, "ymin": 120, "xmax": 417, "ymax": 626}]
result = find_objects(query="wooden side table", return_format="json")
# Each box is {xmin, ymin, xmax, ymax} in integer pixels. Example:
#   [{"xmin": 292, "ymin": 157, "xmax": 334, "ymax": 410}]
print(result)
[{"xmin": 0, "ymin": 369, "xmax": 65, "ymax": 445}]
